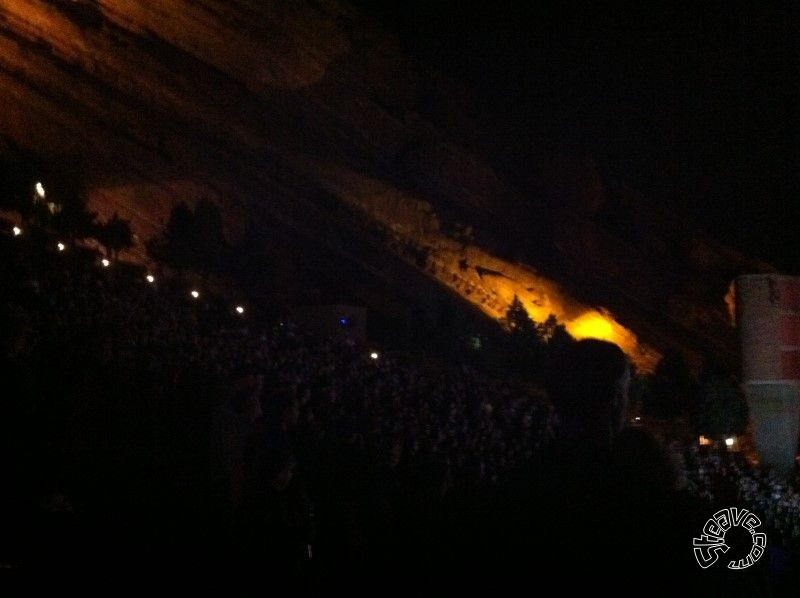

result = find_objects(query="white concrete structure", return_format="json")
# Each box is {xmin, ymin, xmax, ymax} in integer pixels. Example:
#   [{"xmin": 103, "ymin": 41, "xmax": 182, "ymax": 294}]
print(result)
[{"xmin": 736, "ymin": 274, "xmax": 800, "ymax": 478}]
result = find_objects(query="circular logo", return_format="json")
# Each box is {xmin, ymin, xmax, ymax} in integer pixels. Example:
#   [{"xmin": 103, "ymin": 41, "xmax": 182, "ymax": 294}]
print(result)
[{"xmin": 693, "ymin": 507, "xmax": 767, "ymax": 569}]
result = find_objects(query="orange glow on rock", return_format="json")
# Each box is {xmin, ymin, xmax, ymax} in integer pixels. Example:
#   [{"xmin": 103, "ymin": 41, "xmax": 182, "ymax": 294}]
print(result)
[{"xmin": 568, "ymin": 312, "xmax": 615, "ymax": 341}]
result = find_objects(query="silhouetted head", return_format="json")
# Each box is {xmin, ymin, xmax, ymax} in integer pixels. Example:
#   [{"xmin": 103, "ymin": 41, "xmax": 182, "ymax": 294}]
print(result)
[
  {"xmin": 545, "ymin": 338, "xmax": 631, "ymax": 443},
  {"xmin": 611, "ymin": 426, "xmax": 680, "ymax": 495}
]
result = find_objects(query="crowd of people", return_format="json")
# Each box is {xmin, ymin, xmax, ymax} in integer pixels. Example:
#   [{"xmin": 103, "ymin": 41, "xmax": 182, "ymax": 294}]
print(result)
[{"xmin": 2, "ymin": 225, "xmax": 800, "ymax": 591}]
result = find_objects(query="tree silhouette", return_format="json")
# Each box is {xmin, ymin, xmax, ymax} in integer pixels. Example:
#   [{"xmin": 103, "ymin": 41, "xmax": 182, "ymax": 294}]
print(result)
[
  {"xmin": 0, "ymin": 150, "xmax": 40, "ymax": 215},
  {"xmin": 545, "ymin": 320, "xmax": 575, "ymax": 355},
  {"xmin": 644, "ymin": 348, "xmax": 695, "ymax": 419},
  {"xmin": 50, "ymin": 197, "xmax": 98, "ymax": 246},
  {"xmin": 95, "ymin": 212, "xmax": 134, "ymax": 259},
  {"xmin": 502, "ymin": 295, "xmax": 546, "ymax": 375},
  {"xmin": 149, "ymin": 201, "xmax": 194, "ymax": 270},
  {"xmin": 19, "ymin": 166, "xmax": 98, "ymax": 248},
  {"xmin": 537, "ymin": 314, "xmax": 575, "ymax": 351},
  {"xmin": 691, "ymin": 359, "xmax": 748, "ymax": 440},
  {"xmin": 227, "ymin": 220, "xmax": 276, "ymax": 300},
  {"xmin": 191, "ymin": 198, "xmax": 228, "ymax": 274},
  {"xmin": 504, "ymin": 295, "xmax": 537, "ymax": 336},
  {"xmin": 148, "ymin": 199, "xmax": 229, "ymax": 276}
]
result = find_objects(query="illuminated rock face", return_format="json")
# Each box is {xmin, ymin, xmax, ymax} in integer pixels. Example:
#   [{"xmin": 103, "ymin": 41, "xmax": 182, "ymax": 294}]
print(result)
[
  {"xmin": 0, "ymin": 1, "xmax": 772, "ymax": 372},
  {"xmin": 313, "ymin": 162, "xmax": 658, "ymax": 369}
]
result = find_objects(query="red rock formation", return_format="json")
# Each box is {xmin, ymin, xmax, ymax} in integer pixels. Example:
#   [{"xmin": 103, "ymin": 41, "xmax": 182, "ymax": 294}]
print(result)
[{"xmin": 0, "ymin": 1, "xmax": 773, "ymax": 372}]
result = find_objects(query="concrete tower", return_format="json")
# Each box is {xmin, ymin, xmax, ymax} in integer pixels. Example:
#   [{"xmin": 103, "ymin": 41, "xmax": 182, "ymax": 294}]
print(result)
[{"xmin": 736, "ymin": 274, "xmax": 800, "ymax": 478}]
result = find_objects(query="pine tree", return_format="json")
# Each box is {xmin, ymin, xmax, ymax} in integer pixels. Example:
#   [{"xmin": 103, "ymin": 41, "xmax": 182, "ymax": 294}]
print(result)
[
  {"xmin": 504, "ymin": 295, "xmax": 537, "ymax": 336},
  {"xmin": 96, "ymin": 212, "xmax": 134, "ymax": 259}
]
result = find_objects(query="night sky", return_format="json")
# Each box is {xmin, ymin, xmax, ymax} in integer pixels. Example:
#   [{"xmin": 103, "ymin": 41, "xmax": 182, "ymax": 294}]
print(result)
[{"xmin": 357, "ymin": 1, "xmax": 798, "ymax": 271}]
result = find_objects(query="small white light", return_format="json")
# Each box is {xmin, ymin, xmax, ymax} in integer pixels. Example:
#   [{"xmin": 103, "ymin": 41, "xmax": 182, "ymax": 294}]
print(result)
[
  {"xmin": 12, "ymin": 226, "xmax": 22, "ymax": 236},
  {"xmin": 190, "ymin": 290, "xmax": 200, "ymax": 299},
  {"xmin": 235, "ymin": 305, "xmax": 245, "ymax": 314},
  {"xmin": 35, "ymin": 182, "xmax": 45, "ymax": 198},
  {"xmin": 725, "ymin": 437, "xmax": 735, "ymax": 447},
  {"xmin": 634, "ymin": 416, "xmax": 641, "ymax": 421},
  {"xmin": 370, "ymin": 352, "xmax": 379, "ymax": 360},
  {"xmin": 146, "ymin": 274, "xmax": 155, "ymax": 283},
  {"xmin": 101, "ymin": 258, "xmax": 110, "ymax": 267},
  {"xmin": 57, "ymin": 242, "xmax": 65, "ymax": 251}
]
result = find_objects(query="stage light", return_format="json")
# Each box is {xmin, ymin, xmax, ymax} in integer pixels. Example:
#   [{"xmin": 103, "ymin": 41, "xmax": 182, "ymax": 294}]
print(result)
[
  {"xmin": 191, "ymin": 290, "xmax": 200, "ymax": 299},
  {"xmin": 12, "ymin": 226, "xmax": 21, "ymax": 236},
  {"xmin": 35, "ymin": 182, "xmax": 45, "ymax": 198},
  {"xmin": 101, "ymin": 258, "xmax": 110, "ymax": 267},
  {"xmin": 235, "ymin": 305, "xmax": 245, "ymax": 314},
  {"xmin": 57, "ymin": 242, "xmax": 65, "ymax": 251},
  {"xmin": 146, "ymin": 274, "xmax": 155, "ymax": 283}
]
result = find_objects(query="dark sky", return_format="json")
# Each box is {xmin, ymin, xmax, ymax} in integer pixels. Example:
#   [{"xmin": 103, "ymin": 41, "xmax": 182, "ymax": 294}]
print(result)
[{"xmin": 356, "ymin": 2, "xmax": 799, "ymax": 271}]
